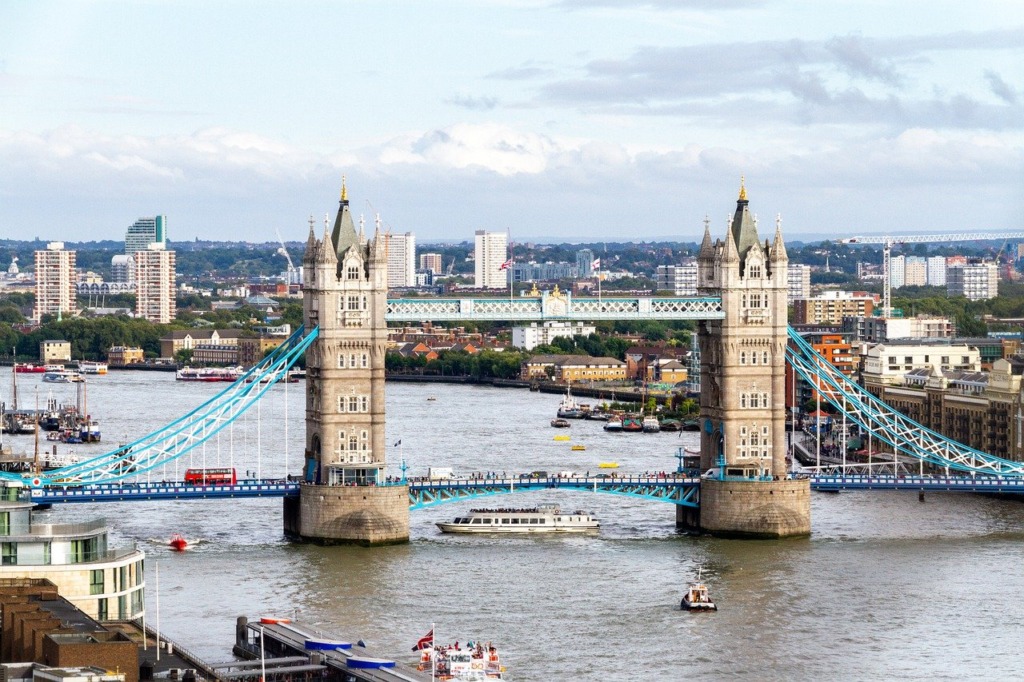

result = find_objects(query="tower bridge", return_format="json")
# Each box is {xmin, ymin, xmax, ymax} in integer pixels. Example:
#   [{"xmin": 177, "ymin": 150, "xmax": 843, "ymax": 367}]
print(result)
[{"xmin": 9, "ymin": 181, "xmax": 1024, "ymax": 542}]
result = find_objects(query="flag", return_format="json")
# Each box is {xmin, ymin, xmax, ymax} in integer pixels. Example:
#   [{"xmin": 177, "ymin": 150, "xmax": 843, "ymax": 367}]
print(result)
[
  {"xmin": 394, "ymin": 439, "xmax": 402, "ymax": 447},
  {"xmin": 412, "ymin": 628, "xmax": 433, "ymax": 651},
  {"xmin": 499, "ymin": 258, "xmax": 513, "ymax": 270},
  {"xmin": 591, "ymin": 258, "xmax": 601, "ymax": 270}
]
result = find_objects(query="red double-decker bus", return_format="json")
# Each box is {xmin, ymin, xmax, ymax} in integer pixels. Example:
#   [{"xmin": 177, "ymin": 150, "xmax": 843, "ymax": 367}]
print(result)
[{"xmin": 183, "ymin": 467, "xmax": 237, "ymax": 485}]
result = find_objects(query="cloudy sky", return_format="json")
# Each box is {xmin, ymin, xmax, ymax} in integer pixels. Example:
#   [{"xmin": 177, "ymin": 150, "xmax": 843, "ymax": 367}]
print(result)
[{"xmin": 1, "ymin": 1, "xmax": 1022, "ymax": 246}]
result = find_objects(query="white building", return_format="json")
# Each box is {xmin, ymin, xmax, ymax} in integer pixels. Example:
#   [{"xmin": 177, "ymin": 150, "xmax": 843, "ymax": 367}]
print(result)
[
  {"xmin": 386, "ymin": 232, "xmax": 416, "ymax": 288},
  {"xmin": 656, "ymin": 263, "xmax": 698, "ymax": 295},
  {"xmin": 947, "ymin": 262, "xmax": 998, "ymax": 301},
  {"xmin": 926, "ymin": 256, "xmax": 947, "ymax": 286},
  {"xmin": 841, "ymin": 314, "xmax": 955, "ymax": 343},
  {"xmin": 862, "ymin": 343, "xmax": 981, "ymax": 386},
  {"xmin": 0, "ymin": 501, "xmax": 145, "ymax": 622},
  {"xmin": 134, "ymin": 244, "xmax": 176, "ymax": 323},
  {"xmin": 110, "ymin": 254, "xmax": 134, "ymax": 284},
  {"xmin": 33, "ymin": 242, "xmax": 76, "ymax": 322},
  {"xmin": 124, "ymin": 215, "xmax": 166, "ymax": 255},
  {"xmin": 513, "ymin": 321, "xmax": 597, "ymax": 350},
  {"xmin": 474, "ymin": 230, "xmax": 508, "ymax": 289},
  {"xmin": 890, "ymin": 255, "xmax": 906, "ymax": 289},
  {"xmin": 787, "ymin": 264, "xmax": 811, "ymax": 302}
]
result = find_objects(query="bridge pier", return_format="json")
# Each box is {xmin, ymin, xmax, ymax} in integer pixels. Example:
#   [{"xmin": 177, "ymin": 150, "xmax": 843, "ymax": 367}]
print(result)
[
  {"xmin": 694, "ymin": 478, "xmax": 810, "ymax": 538},
  {"xmin": 284, "ymin": 484, "xmax": 409, "ymax": 546}
]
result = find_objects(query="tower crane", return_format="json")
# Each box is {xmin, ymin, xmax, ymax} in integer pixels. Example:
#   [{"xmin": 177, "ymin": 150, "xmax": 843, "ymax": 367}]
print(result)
[
  {"xmin": 840, "ymin": 232, "xmax": 1024, "ymax": 318},
  {"xmin": 275, "ymin": 229, "xmax": 298, "ymax": 284}
]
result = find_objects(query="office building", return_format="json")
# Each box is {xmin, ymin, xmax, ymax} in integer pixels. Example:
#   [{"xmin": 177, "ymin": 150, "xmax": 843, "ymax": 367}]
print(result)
[
  {"xmin": 656, "ymin": 263, "xmax": 698, "ymax": 295},
  {"xmin": 474, "ymin": 230, "xmax": 508, "ymax": 289},
  {"xmin": 386, "ymin": 232, "xmax": 416, "ymax": 288},
  {"xmin": 787, "ymin": 264, "xmax": 811, "ymax": 302},
  {"xmin": 420, "ymin": 252, "xmax": 443, "ymax": 273},
  {"xmin": 33, "ymin": 242, "xmax": 76, "ymax": 321},
  {"xmin": 124, "ymin": 216, "xmax": 166, "ymax": 255},
  {"xmin": 134, "ymin": 244, "xmax": 176, "ymax": 323},
  {"xmin": 947, "ymin": 261, "xmax": 998, "ymax": 301}
]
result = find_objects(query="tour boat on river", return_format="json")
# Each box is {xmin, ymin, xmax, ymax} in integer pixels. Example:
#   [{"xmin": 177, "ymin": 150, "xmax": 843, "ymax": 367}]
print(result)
[
  {"xmin": 417, "ymin": 642, "xmax": 504, "ymax": 680},
  {"xmin": 13, "ymin": 363, "xmax": 46, "ymax": 374},
  {"xmin": 77, "ymin": 361, "xmax": 108, "ymax": 375},
  {"xmin": 437, "ymin": 504, "xmax": 599, "ymax": 534}
]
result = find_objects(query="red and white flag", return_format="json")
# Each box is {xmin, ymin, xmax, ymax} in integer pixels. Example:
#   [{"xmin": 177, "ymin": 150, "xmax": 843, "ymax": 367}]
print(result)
[
  {"xmin": 499, "ymin": 258, "xmax": 513, "ymax": 270},
  {"xmin": 591, "ymin": 258, "xmax": 601, "ymax": 270},
  {"xmin": 412, "ymin": 628, "xmax": 434, "ymax": 651}
]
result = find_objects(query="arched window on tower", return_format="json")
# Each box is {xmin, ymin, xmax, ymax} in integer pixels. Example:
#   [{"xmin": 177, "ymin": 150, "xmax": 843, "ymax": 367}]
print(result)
[{"xmin": 347, "ymin": 265, "xmax": 360, "ymax": 280}]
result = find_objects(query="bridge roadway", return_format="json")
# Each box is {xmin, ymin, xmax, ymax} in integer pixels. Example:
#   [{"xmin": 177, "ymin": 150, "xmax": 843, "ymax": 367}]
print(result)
[{"xmin": 22, "ymin": 473, "xmax": 1024, "ymax": 504}]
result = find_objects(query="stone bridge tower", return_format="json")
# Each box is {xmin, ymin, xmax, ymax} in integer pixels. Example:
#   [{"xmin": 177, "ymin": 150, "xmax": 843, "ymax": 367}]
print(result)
[
  {"xmin": 678, "ymin": 181, "xmax": 810, "ymax": 537},
  {"xmin": 283, "ymin": 182, "xmax": 410, "ymax": 545}
]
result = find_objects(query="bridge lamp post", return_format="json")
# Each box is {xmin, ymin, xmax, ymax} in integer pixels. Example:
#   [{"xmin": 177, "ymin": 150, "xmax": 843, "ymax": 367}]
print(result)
[{"xmin": 258, "ymin": 625, "xmax": 266, "ymax": 682}]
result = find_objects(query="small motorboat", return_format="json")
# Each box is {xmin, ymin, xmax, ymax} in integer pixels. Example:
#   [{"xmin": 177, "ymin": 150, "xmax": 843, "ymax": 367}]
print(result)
[
  {"xmin": 168, "ymin": 533, "xmax": 188, "ymax": 551},
  {"xmin": 427, "ymin": 396, "xmax": 437, "ymax": 402},
  {"xmin": 681, "ymin": 569, "xmax": 717, "ymax": 611},
  {"xmin": 551, "ymin": 418, "xmax": 571, "ymax": 428}
]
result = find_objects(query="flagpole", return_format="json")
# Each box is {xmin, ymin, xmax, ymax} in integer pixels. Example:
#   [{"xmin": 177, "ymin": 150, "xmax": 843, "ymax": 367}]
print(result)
[{"xmin": 507, "ymin": 230, "xmax": 513, "ymax": 304}]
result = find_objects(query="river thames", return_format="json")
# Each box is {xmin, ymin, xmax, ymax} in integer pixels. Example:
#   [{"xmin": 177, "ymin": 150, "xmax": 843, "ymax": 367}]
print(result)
[{"xmin": 11, "ymin": 370, "xmax": 1024, "ymax": 680}]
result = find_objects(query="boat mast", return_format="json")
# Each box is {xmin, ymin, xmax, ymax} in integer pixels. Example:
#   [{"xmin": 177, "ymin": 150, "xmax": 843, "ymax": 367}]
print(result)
[{"xmin": 33, "ymin": 391, "xmax": 40, "ymax": 477}]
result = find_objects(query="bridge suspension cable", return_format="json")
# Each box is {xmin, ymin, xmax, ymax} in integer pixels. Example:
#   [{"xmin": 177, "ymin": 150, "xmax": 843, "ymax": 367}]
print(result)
[
  {"xmin": 7, "ymin": 326, "xmax": 320, "ymax": 488},
  {"xmin": 786, "ymin": 327, "xmax": 1024, "ymax": 477}
]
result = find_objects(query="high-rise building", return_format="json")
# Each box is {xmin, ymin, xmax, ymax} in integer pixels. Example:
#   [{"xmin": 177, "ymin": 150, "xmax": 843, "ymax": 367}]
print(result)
[
  {"xmin": 576, "ymin": 249, "xmax": 595, "ymax": 277},
  {"xmin": 111, "ymin": 254, "xmax": 134, "ymax": 284},
  {"xmin": 33, "ymin": 242, "xmax": 76, "ymax": 321},
  {"xmin": 927, "ymin": 256, "xmax": 947, "ymax": 286},
  {"xmin": 125, "ymin": 216, "xmax": 166, "ymax": 255},
  {"xmin": 134, "ymin": 244, "xmax": 176, "ymax": 323},
  {"xmin": 419, "ymin": 253, "xmax": 443, "ymax": 273},
  {"xmin": 385, "ymin": 232, "xmax": 416, "ymax": 288},
  {"xmin": 656, "ymin": 263, "xmax": 698, "ymax": 295},
  {"xmin": 474, "ymin": 230, "xmax": 508, "ymax": 289},
  {"xmin": 947, "ymin": 261, "xmax": 998, "ymax": 301},
  {"xmin": 793, "ymin": 290, "xmax": 877, "ymax": 325},
  {"xmin": 787, "ymin": 264, "xmax": 811, "ymax": 302},
  {"xmin": 904, "ymin": 256, "xmax": 927, "ymax": 286},
  {"xmin": 890, "ymin": 255, "xmax": 906, "ymax": 289}
]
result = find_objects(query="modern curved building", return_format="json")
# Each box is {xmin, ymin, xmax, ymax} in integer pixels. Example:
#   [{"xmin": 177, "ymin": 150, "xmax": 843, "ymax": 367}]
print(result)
[{"xmin": 0, "ymin": 501, "xmax": 144, "ymax": 622}]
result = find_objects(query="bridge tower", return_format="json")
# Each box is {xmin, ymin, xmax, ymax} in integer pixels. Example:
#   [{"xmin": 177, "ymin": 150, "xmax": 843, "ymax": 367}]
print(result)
[
  {"xmin": 678, "ymin": 181, "xmax": 811, "ymax": 537},
  {"xmin": 283, "ymin": 182, "xmax": 410, "ymax": 545}
]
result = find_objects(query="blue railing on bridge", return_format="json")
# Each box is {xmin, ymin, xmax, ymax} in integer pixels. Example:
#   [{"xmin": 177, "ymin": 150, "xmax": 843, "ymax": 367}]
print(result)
[
  {"xmin": 809, "ymin": 474, "xmax": 1024, "ymax": 493},
  {"xmin": 28, "ymin": 479, "xmax": 301, "ymax": 504}
]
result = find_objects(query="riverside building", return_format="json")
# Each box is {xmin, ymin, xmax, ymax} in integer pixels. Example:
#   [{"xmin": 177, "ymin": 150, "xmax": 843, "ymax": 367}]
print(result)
[{"xmin": 33, "ymin": 242, "xmax": 76, "ymax": 322}]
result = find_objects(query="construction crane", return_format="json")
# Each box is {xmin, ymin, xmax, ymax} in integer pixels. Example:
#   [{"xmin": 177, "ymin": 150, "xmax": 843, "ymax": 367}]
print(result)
[
  {"xmin": 275, "ymin": 229, "xmax": 298, "ymax": 284},
  {"xmin": 840, "ymin": 232, "xmax": 1024, "ymax": 318}
]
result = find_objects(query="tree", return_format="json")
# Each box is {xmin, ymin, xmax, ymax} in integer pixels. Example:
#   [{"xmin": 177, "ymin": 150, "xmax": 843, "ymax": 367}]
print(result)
[{"xmin": 175, "ymin": 348, "xmax": 194, "ymax": 365}]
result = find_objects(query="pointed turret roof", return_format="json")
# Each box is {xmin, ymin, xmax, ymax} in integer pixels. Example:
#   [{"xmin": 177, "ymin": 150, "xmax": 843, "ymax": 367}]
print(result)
[
  {"xmin": 303, "ymin": 215, "xmax": 318, "ymax": 264},
  {"xmin": 319, "ymin": 214, "xmax": 338, "ymax": 265},
  {"xmin": 330, "ymin": 177, "xmax": 359, "ymax": 259},
  {"xmin": 699, "ymin": 216, "xmax": 714, "ymax": 259},
  {"xmin": 770, "ymin": 213, "xmax": 788, "ymax": 263},
  {"xmin": 722, "ymin": 221, "xmax": 739, "ymax": 264},
  {"xmin": 729, "ymin": 177, "xmax": 761, "ymax": 264}
]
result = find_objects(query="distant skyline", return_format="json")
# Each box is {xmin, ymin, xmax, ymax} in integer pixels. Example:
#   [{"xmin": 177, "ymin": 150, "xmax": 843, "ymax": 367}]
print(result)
[{"xmin": 1, "ymin": 1, "xmax": 1021, "ymax": 245}]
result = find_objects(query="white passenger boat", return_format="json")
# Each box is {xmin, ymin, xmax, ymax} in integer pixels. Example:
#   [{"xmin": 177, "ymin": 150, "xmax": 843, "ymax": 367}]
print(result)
[
  {"xmin": 681, "ymin": 568, "xmax": 717, "ymax": 611},
  {"xmin": 42, "ymin": 370, "xmax": 84, "ymax": 383},
  {"xmin": 436, "ymin": 504, "xmax": 599, "ymax": 534},
  {"xmin": 77, "ymin": 361, "xmax": 108, "ymax": 374},
  {"xmin": 417, "ymin": 641, "xmax": 504, "ymax": 680}
]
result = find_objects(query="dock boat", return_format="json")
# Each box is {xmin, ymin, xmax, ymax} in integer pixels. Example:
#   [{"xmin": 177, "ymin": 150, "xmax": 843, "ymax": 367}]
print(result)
[
  {"xmin": 436, "ymin": 504, "xmax": 599, "ymax": 534},
  {"xmin": 42, "ymin": 370, "xmax": 84, "ymax": 383},
  {"xmin": 642, "ymin": 415, "xmax": 661, "ymax": 433},
  {"xmin": 556, "ymin": 385, "xmax": 584, "ymax": 419},
  {"xmin": 603, "ymin": 415, "xmax": 623, "ymax": 432},
  {"xmin": 550, "ymin": 418, "xmax": 571, "ymax": 428},
  {"xmin": 681, "ymin": 569, "xmax": 717, "ymax": 611},
  {"xmin": 13, "ymin": 363, "xmax": 46, "ymax": 374}
]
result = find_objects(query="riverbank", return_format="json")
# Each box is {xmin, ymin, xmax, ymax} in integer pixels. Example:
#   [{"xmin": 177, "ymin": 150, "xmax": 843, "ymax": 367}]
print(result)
[{"xmin": 385, "ymin": 372, "xmax": 669, "ymax": 404}]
